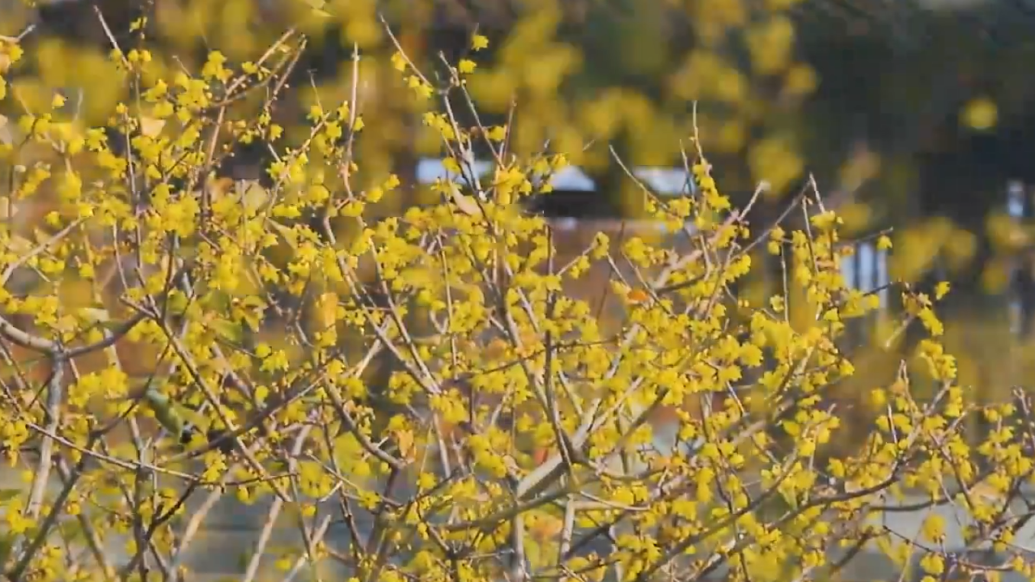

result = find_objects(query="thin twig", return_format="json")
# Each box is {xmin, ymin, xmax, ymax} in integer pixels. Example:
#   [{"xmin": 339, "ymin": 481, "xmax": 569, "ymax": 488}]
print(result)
[{"xmin": 7, "ymin": 434, "xmax": 95, "ymax": 581}]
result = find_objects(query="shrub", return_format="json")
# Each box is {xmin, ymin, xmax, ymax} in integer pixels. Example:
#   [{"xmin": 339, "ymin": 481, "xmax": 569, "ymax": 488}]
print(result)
[{"xmin": 0, "ymin": 14, "xmax": 1031, "ymax": 582}]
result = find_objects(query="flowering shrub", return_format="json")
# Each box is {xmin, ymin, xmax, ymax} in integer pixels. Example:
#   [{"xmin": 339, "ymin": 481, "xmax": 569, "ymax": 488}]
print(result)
[{"xmin": 0, "ymin": 12, "xmax": 1032, "ymax": 582}]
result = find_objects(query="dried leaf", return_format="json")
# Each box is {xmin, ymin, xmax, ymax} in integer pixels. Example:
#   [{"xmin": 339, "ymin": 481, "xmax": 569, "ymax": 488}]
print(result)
[
  {"xmin": 33, "ymin": 227, "xmax": 52, "ymax": 246},
  {"xmin": 79, "ymin": 307, "xmax": 110, "ymax": 323},
  {"xmin": 6, "ymin": 234, "xmax": 32, "ymax": 254},
  {"xmin": 627, "ymin": 288, "xmax": 650, "ymax": 303},
  {"xmin": 395, "ymin": 428, "xmax": 415, "ymax": 461},
  {"xmin": 317, "ymin": 292, "xmax": 338, "ymax": 329}
]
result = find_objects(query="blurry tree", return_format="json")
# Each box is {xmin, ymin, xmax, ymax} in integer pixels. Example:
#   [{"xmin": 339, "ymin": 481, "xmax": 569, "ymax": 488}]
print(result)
[{"xmin": 796, "ymin": 0, "xmax": 1035, "ymax": 410}]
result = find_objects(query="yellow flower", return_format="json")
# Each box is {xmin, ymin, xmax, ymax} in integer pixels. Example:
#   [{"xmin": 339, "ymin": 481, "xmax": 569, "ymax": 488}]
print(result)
[
  {"xmin": 408, "ymin": 76, "xmax": 433, "ymax": 99},
  {"xmin": 391, "ymin": 51, "xmax": 407, "ymax": 71},
  {"xmin": 920, "ymin": 514, "xmax": 945, "ymax": 542},
  {"xmin": 471, "ymin": 34, "xmax": 489, "ymax": 51},
  {"xmin": 784, "ymin": 63, "xmax": 817, "ymax": 97},
  {"xmin": 919, "ymin": 553, "xmax": 944, "ymax": 576},
  {"xmin": 443, "ymin": 157, "xmax": 462, "ymax": 174},
  {"xmin": 255, "ymin": 342, "xmax": 272, "ymax": 358},
  {"xmin": 486, "ymin": 125, "xmax": 507, "ymax": 141},
  {"xmin": 962, "ymin": 96, "xmax": 997, "ymax": 131}
]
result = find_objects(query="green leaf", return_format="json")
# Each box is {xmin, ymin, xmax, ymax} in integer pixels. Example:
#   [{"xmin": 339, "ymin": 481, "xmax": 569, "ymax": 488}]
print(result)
[
  {"xmin": 165, "ymin": 291, "xmax": 190, "ymax": 315},
  {"xmin": 211, "ymin": 319, "xmax": 243, "ymax": 344},
  {"xmin": 268, "ymin": 220, "xmax": 299, "ymax": 250},
  {"xmin": 0, "ymin": 489, "xmax": 20, "ymax": 502},
  {"xmin": 237, "ymin": 180, "xmax": 270, "ymax": 215},
  {"xmin": 58, "ymin": 520, "xmax": 86, "ymax": 543},
  {"xmin": 176, "ymin": 404, "xmax": 210, "ymax": 433}
]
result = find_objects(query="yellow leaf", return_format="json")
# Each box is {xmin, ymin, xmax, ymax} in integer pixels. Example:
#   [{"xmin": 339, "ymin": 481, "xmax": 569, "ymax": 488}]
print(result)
[
  {"xmin": 317, "ymin": 292, "xmax": 337, "ymax": 329},
  {"xmin": 391, "ymin": 52, "xmax": 407, "ymax": 72},
  {"xmin": 486, "ymin": 126, "xmax": 507, "ymax": 141},
  {"xmin": 442, "ymin": 157, "xmax": 461, "ymax": 174},
  {"xmin": 396, "ymin": 429, "xmax": 415, "ymax": 461},
  {"xmin": 211, "ymin": 319, "xmax": 243, "ymax": 343},
  {"xmin": 0, "ymin": 197, "xmax": 14, "ymax": 220},
  {"xmin": 399, "ymin": 267, "xmax": 435, "ymax": 288},
  {"xmin": 268, "ymin": 220, "xmax": 298, "ymax": 250},
  {"xmin": 138, "ymin": 116, "xmax": 165, "ymax": 138},
  {"xmin": 237, "ymin": 180, "xmax": 269, "ymax": 214},
  {"xmin": 446, "ymin": 183, "xmax": 483, "ymax": 217},
  {"xmin": 79, "ymin": 307, "xmax": 110, "ymax": 323}
]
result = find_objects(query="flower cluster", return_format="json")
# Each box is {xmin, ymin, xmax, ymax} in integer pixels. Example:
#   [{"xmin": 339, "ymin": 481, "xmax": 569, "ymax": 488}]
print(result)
[{"xmin": 0, "ymin": 8, "xmax": 1026, "ymax": 582}]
